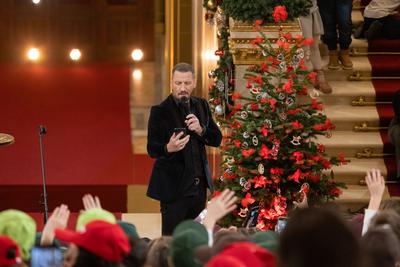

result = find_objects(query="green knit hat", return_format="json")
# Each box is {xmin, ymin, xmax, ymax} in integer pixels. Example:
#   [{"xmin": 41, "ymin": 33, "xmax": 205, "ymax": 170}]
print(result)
[
  {"xmin": 250, "ymin": 230, "xmax": 279, "ymax": 253},
  {"xmin": 0, "ymin": 209, "xmax": 36, "ymax": 260},
  {"xmin": 76, "ymin": 208, "xmax": 116, "ymax": 231},
  {"xmin": 117, "ymin": 221, "xmax": 139, "ymax": 240},
  {"xmin": 171, "ymin": 220, "xmax": 208, "ymax": 267}
]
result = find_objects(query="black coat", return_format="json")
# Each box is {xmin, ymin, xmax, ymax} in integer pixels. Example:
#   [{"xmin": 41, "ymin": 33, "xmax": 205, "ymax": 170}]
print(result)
[{"xmin": 146, "ymin": 95, "xmax": 222, "ymax": 203}]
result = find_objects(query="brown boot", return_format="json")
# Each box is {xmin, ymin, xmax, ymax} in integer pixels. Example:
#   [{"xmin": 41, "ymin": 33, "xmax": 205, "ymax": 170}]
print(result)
[
  {"xmin": 328, "ymin": 50, "xmax": 340, "ymax": 70},
  {"xmin": 339, "ymin": 49, "xmax": 353, "ymax": 70},
  {"xmin": 314, "ymin": 69, "xmax": 332, "ymax": 94}
]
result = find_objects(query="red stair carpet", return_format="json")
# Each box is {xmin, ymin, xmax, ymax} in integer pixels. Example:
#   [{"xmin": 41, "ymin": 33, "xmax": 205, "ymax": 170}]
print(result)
[{"xmin": 368, "ymin": 40, "xmax": 400, "ymax": 194}]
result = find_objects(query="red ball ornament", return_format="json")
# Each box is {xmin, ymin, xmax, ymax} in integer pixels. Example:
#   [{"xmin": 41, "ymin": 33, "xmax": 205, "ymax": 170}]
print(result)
[{"xmin": 215, "ymin": 49, "xmax": 225, "ymax": 56}]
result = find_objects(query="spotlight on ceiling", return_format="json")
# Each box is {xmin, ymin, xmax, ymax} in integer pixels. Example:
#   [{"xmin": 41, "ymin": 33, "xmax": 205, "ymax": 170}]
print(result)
[
  {"xmin": 27, "ymin": 48, "xmax": 40, "ymax": 61},
  {"xmin": 32, "ymin": 0, "xmax": 41, "ymax": 4},
  {"xmin": 69, "ymin": 49, "xmax": 82, "ymax": 61},
  {"xmin": 131, "ymin": 49, "xmax": 143, "ymax": 62}
]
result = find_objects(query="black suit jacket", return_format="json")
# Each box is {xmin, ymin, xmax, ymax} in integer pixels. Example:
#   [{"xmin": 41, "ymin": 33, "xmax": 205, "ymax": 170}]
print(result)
[{"xmin": 146, "ymin": 94, "xmax": 222, "ymax": 203}]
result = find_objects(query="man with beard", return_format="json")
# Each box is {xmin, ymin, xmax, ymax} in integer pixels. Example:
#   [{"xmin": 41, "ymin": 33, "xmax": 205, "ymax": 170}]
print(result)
[{"xmin": 146, "ymin": 63, "xmax": 222, "ymax": 235}]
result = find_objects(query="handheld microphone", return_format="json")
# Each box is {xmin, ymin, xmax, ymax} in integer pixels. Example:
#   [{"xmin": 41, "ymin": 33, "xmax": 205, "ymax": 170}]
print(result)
[
  {"xmin": 39, "ymin": 125, "xmax": 47, "ymax": 135},
  {"xmin": 180, "ymin": 96, "xmax": 191, "ymax": 116}
]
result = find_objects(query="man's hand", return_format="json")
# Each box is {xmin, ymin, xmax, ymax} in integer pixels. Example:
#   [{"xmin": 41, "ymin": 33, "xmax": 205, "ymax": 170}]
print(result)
[
  {"xmin": 185, "ymin": 114, "xmax": 204, "ymax": 135},
  {"xmin": 203, "ymin": 189, "xmax": 238, "ymax": 231},
  {"xmin": 40, "ymin": 204, "xmax": 70, "ymax": 246},
  {"xmin": 166, "ymin": 131, "xmax": 190, "ymax": 153},
  {"xmin": 365, "ymin": 169, "xmax": 385, "ymax": 210},
  {"xmin": 83, "ymin": 194, "xmax": 102, "ymax": 210}
]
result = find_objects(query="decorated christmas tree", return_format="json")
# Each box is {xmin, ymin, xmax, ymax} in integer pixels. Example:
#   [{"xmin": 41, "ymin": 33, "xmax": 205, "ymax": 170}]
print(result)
[{"xmin": 213, "ymin": 6, "xmax": 347, "ymax": 230}]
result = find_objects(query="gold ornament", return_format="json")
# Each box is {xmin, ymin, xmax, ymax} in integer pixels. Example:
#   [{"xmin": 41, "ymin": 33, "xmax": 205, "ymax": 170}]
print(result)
[{"xmin": 207, "ymin": 0, "xmax": 217, "ymax": 11}]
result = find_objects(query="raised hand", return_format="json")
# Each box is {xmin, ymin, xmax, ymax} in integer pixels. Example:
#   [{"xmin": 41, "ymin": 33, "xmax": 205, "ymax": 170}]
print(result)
[
  {"xmin": 166, "ymin": 131, "xmax": 190, "ymax": 153},
  {"xmin": 40, "ymin": 204, "xmax": 70, "ymax": 246},
  {"xmin": 203, "ymin": 189, "xmax": 238, "ymax": 231},
  {"xmin": 82, "ymin": 194, "xmax": 102, "ymax": 210},
  {"xmin": 365, "ymin": 169, "xmax": 385, "ymax": 210}
]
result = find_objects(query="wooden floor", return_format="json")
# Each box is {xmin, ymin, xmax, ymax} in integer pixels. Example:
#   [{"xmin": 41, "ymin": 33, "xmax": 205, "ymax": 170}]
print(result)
[{"xmin": 122, "ymin": 213, "xmax": 161, "ymax": 239}]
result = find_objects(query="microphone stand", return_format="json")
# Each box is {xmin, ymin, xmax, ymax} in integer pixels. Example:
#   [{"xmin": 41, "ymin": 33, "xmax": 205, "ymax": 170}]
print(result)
[{"xmin": 39, "ymin": 125, "xmax": 49, "ymax": 224}]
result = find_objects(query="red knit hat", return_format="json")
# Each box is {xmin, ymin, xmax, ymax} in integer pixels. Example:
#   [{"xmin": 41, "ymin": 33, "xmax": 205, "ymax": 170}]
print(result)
[
  {"xmin": 55, "ymin": 220, "xmax": 130, "ymax": 262},
  {"xmin": 0, "ymin": 235, "xmax": 22, "ymax": 267},
  {"xmin": 206, "ymin": 242, "xmax": 275, "ymax": 267}
]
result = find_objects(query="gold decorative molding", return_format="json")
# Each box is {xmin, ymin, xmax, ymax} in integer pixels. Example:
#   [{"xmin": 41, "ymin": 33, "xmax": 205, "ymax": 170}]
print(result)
[
  {"xmin": 229, "ymin": 18, "xmax": 302, "ymax": 32},
  {"xmin": 351, "ymin": 96, "xmax": 391, "ymax": 106},
  {"xmin": 351, "ymin": 47, "xmax": 400, "ymax": 56},
  {"xmin": 230, "ymin": 48, "xmax": 267, "ymax": 65},
  {"xmin": 228, "ymin": 18, "xmax": 302, "ymax": 65},
  {"xmin": 229, "ymin": 37, "xmax": 298, "ymax": 46},
  {"xmin": 353, "ymin": 121, "xmax": 388, "ymax": 132},
  {"xmin": 349, "ymin": 71, "xmax": 400, "ymax": 81},
  {"xmin": 355, "ymin": 147, "xmax": 393, "ymax": 159}
]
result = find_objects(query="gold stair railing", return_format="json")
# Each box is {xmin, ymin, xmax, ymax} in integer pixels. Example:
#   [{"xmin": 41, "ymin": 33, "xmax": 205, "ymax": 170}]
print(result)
[
  {"xmin": 359, "ymin": 179, "xmax": 399, "ymax": 185},
  {"xmin": 356, "ymin": 147, "xmax": 394, "ymax": 159},
  {"xmin": 348, "ymin": 71, "xmax": 400, "ymax": 81},
  {"xmin": 351, "ymin": 47, "xmax": 400, "ymax": 56},
  {"xmin": 351, "ymin": 96, "xmax": 391, "ymax": 106},
  {"xmin": 353, "ymin": 121, "xmax": 388, "ymax": 132}
]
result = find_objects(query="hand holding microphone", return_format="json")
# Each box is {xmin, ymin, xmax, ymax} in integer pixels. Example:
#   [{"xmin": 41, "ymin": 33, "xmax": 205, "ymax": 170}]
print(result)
[{"xmin": 180, "ymin": 96, "xmax": 204, "ymax": 135}]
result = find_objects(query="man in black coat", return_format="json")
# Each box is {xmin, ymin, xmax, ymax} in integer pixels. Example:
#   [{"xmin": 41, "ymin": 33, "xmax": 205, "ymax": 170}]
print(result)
[{"xmin": 146, "ymin": 63, "xmax": 222, "ymax": 235}]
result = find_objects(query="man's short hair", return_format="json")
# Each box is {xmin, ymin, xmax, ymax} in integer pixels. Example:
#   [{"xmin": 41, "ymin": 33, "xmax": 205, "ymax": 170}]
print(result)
[{"xmin": 172, "ymin": 63, "xmax": 195, "ymax": 78}]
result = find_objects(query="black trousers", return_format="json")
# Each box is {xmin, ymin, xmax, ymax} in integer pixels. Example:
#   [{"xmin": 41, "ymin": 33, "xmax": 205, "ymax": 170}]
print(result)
[
  {"xmin": 362, "ymin": 16, "xmax": 400, "ymax": 39},
  {"xmin": 160, "ymin": 183, "xmax": 207, "ymax": 236}
]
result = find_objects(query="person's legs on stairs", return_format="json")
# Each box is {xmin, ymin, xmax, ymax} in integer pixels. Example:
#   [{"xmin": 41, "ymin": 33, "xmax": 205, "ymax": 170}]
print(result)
[
  {"xmin": 339, "ymin": 49, "xmax": 353, "ymax": 70},
  {"xmin": 315, "ymin": 69, "xmax": 332, "ymax": 94},
  {"xmin": 365, "ymin": 20, "xmax": 384, "ymax": 40},
  {"xmin": 317, "ymin": 0, "xmax": 339, "ymax": 51},
  {"xmin": 337, "ymin": 0, "xmax": 353, "ymax": 69},
  {"xmin": 309, "ymin": 36, "xmax": 333, "ymax": 94},
  {"xmin": 337, "ymin": 0, "xmax": 353, "ymax": 49},
  {"xmin": 383, "ymin": 15, "xmax": 400, "ymax": 39},
  {"xmin": 328, "ymin": 49, "xmax": 341, "ymax": 70}
]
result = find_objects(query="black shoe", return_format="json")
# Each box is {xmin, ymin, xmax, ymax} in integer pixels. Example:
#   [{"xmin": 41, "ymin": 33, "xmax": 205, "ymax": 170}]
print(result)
[{"xmin": 365, "ymin": 20, "xmax": 383, "ymax": 41}]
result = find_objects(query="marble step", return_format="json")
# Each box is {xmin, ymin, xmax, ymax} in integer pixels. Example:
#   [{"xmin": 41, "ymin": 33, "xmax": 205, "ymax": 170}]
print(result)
[
  {"xmin": 334, "ymin": 184, "xmax": 390, "ymax": 212},
  {"xmin": 318, "ymin": 81, "xmax": 377, "ymax": 105},
  {"xmin": 324, "ymin": 104, "xmax": 380, "ymax": 131},
  {"xmin": 317, "ymin": 130, "xmax": 384, "ymax": 156},
  {"xmin": 320, "ymin": 38, "xmax": 369, "ymax": 57},
  {"xmin": 322, "ymin": 56, "xmax": 371, "ymax": 81},
  {"xmin": 328, "ymin": 158, "xmax": 387, "ymax": 185}
]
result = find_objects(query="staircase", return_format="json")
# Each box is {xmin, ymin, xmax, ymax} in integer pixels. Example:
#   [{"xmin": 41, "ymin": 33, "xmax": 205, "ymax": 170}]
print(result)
[{"xmin": 320, "ymin": 8, "xmax": 400, "ymax": 211}]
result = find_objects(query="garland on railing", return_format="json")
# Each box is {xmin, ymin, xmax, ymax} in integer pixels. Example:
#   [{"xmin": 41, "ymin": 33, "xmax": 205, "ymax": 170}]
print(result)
[{"xmin": 203, "ymin": 0, "xmax": 312, "ymax": 24}]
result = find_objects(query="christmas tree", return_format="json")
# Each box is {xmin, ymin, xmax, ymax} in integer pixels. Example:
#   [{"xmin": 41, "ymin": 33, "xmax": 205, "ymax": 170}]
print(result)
[{"xmin": 213, "ymin": 6, "xmax": 346, "ymax": 230}]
